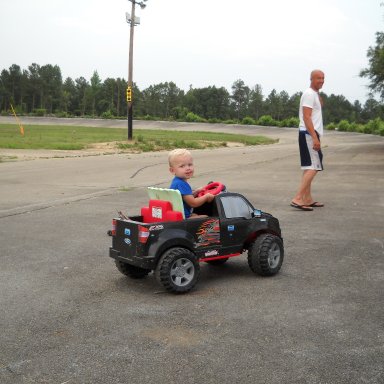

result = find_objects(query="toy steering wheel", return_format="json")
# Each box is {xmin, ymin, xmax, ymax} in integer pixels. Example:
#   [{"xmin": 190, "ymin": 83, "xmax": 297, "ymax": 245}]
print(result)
[{"xmin": 198, "ymin": 182, "xmax": 224, "ymax": 197}]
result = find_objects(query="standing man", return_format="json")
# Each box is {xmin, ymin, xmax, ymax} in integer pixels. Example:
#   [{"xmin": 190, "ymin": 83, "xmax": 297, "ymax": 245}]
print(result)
[{"xmin": 291, "ymin": 69, "xmax": 325, "ymax": 211}]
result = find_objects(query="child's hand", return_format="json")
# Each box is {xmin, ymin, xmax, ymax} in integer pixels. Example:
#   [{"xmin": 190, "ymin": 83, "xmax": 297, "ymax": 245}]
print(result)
[
  {"xmin": 193, "ymin": 187, "xmax": 204, "ymax": 197},
  {"xmin": 205, "ymin": 193, "xmax": 215, "ymax": 202}
]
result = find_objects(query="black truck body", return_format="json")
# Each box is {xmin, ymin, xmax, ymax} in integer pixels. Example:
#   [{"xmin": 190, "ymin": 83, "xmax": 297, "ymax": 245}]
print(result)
[{"xmin": 109, "ymin": 192, "xmax": 284, "ymax": 293}]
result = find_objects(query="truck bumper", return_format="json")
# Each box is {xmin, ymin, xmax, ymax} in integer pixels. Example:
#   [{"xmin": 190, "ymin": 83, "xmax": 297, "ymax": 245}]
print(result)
[
  {"xmin": 109, "ymin": 247, "xmax": 156, "ymax": 270},
  {"xmin": 109, "ymin": 248, "xmax": 120, "ymax": 259}
]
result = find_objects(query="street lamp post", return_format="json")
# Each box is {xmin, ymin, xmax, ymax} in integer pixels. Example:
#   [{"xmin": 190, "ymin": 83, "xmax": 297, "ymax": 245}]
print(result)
[{"xmin": 126, "ymin": 0, "xmax": 147, "ymax": 141}]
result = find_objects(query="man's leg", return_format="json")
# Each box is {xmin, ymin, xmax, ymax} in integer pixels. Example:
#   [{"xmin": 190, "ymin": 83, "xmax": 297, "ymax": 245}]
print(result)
[
  {"xmin": 302, "ymin": 169, "xmax": 318, "ymax": 205},
  {"xmin": 292, "ymin": 169, "xmax": 317, "ymax": 206}
]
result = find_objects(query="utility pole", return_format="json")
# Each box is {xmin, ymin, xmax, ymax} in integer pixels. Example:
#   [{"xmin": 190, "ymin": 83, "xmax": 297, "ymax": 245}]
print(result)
[{"xmin": 126, "ymin": 0, "xmax": 148, "ymax": 140}]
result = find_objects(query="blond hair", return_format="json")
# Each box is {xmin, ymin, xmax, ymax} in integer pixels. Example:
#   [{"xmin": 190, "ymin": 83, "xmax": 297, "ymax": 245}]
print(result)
[{"xmin": 168, "ymin": 148, "xmax": 192, "ymax": 167}]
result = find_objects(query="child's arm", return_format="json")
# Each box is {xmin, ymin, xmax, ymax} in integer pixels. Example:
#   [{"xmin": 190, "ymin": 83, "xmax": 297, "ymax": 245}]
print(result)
[
  {"xmin": 192, "ymin": 186, "xmax": 209, "ymax": 197},
  {"xmin": 183, "ymin": 193, "xmax": 214, "ymax": 208},
  {"xmin": 192, "ymin": 187, "xmax": 202, "ymax": 197}
]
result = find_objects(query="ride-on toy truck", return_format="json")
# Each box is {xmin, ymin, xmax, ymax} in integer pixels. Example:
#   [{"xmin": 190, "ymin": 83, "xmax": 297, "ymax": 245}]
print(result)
[{"xmin": 109, "ymin": 183, "xmax": 284, "ymax": 293}]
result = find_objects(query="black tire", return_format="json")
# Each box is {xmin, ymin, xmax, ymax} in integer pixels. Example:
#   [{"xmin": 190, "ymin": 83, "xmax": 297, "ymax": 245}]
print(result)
[
  {"xmin": 205, "ymin": 257, "xmax": 229, "ymax": 266},
  {"xmin": 248, "ymin": 234, "xmax": 284, "ymax": 276},
  {"xmin": 115, "ymin": 260, "xmax": 151, "ymax": 279},
  {"xmin": 155, "ymin": 248, "xmax": 200, "ymax": 293}
]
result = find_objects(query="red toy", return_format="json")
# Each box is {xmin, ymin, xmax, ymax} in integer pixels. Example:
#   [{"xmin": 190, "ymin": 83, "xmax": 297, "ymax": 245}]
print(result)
[{"xmin": 197, "ymin": 182, "xmax": 225, "ymax": 197}]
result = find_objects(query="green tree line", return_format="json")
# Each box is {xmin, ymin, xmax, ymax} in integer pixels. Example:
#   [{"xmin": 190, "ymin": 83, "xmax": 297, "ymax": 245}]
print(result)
[{"xmin": 1, "ymin": 63, "xmax": 383, "ymax": 127}]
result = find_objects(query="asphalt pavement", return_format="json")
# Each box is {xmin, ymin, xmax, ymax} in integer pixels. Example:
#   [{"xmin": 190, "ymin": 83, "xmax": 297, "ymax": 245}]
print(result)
[{"xmin": 1, "ymin": 117, "xmax": 383, "ymax": 384}]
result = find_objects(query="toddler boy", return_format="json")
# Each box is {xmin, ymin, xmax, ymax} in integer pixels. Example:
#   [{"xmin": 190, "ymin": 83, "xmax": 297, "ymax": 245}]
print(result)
[{"xmin": 168, "ymin": 148, "xmax": 214, "ymax": 218}]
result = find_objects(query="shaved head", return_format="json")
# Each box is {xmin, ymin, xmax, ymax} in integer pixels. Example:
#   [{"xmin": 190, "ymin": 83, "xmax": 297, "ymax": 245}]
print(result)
[
  {"xmin": 310, "ymin": 69, "xmax": 325, "ymax": 91},
  {"xmin": 310, "ymin": 69, "xmax": 324, "ymax": 80}
]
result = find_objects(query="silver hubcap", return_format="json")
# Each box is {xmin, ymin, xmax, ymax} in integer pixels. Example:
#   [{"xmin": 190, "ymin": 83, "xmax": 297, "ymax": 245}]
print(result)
[
  {"xmin": 268, "ymin": 243, "xmax": 281, "ymax": 269},
  {"xmin": 170, "ymin": 258, "xmax": 195, "ymax": 286}
]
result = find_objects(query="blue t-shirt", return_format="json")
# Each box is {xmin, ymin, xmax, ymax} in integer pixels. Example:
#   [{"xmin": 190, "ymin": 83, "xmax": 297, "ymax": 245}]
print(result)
[{"xmin": 170, "ymin": 177, "xmax": 193, "ymax": 218}]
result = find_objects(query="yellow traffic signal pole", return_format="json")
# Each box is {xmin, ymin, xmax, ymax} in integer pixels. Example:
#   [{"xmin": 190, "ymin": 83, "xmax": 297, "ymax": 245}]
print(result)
[
  {"xmin": 127, "ymin": 0, "xmax": 147, "ymax": 140},
  {"xmin": 126, "ymin": 1, "xmax": 147, "ymax": 140},
  {"xmin": 127, "ymin": 1, "xmax": 135, "ymax": 141}
]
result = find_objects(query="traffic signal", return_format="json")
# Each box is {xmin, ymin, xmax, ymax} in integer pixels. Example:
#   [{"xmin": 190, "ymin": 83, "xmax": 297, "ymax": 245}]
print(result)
[{"xmin": 126, "ymin": 87, "xmax": 132, "ymax": 102}]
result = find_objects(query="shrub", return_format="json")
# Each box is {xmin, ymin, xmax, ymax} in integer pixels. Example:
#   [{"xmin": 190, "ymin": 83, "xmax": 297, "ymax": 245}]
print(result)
[
  {"xmin": 336, "ymin": 120, "xmax": 350, "ymax": 132},
  {"xmin": 364, "ymin": 118, "xmax": 383, "ymax": 135},
  {"xmin": 362, "ymin": 124, "xmax": 373, "ymax": 134},
  {"xmin": 222, "ymin": 119, "xmax": 238, "ymax": 124},
  {"xmin": 257, "ymin": 115, "xmax": 277, "ymax": 126},
  {"xmin": 280, "ymin": 117, "xmax": 299, "ymax": 128},
  {"xmin": 171, "ymin": 106, "xmax": 189, "ymax": 120},
  {"xmin": 55, "ymin": 111, "xmax": 71, "ymax": 118},
  {"xmin": 101, "ymin": 110, "xmax": 114, "ymax": 119},
  {"xmin": 347, "ymin": 122, "xmax": 359, "ymax": 132},
  {"xmin": 241, "ymin": 116, "xmax": 256, "ymax": 125},
  {"xmin": 142, "ymin": 114, "xmax": 155, "ymax": 121},
  {"xmin": 326, "ymin": 119, "xmax": 383, "ymax": 135},
  {"xmin": 33, "ymin": 108, "xmax": 46, "ymax": 117},
  {"xmin": 185, "ymin": 112, "xmax": 206, "ymax": 123}
]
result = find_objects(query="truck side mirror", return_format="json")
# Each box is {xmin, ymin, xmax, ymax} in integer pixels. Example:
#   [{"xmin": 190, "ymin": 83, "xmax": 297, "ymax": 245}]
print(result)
[{"xmin": 253, "ymin": 209, "xmax": 262, "ymax": 218}]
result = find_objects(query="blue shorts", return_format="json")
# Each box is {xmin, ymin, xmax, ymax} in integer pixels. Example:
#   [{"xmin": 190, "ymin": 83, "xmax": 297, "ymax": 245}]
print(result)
[{"xmin": 298, "ymin": 131, "xmax": 323, "ymax": 171}]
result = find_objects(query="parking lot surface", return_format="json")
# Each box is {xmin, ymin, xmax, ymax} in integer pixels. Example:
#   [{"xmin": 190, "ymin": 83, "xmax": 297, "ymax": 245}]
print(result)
[{"xmin": 1, "ymin": 117, "xmax": 383, "ymax": 384}]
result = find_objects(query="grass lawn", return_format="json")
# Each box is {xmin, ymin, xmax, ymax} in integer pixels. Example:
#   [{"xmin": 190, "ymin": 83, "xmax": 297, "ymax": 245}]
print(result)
[{"xmin": 0, "ymin": 124, "xmax": 277, "ymax": 152}]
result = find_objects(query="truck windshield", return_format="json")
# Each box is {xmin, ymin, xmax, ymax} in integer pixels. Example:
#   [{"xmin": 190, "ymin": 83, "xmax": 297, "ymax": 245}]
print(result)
[{"xmin": 221, "ymin": 196, "xmax": 253, "ymax": 219}]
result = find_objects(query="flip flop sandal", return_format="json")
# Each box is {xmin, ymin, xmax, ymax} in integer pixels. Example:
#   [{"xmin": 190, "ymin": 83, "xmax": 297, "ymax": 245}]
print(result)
[
  {"xmin": 309, "ymin": 202, "xmax": 324, "ymax": 207},
  {"xmin": 290, "ymin": 202, "xmax": 313, "ymax": 211}
]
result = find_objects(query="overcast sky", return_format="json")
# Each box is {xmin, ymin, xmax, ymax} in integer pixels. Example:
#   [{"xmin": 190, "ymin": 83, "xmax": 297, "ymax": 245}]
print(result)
[{"xmin": 1, "ymin": 0, "xmax": 383, "ymax": 104}]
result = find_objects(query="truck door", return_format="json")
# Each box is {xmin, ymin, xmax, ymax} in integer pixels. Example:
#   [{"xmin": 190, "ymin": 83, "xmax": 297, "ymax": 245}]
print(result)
[
  {"xmin": 219, "ymin": 195, "xmax": 254, "ymax": 254},
  {"xmin": 193, "ymin": 217, "xmax": 221, "ymax": 250}
]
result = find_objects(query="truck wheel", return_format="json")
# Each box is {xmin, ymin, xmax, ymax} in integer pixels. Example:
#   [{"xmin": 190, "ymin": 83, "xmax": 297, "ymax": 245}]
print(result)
[
  {"xmin": 115, "ymin": 260, "xmax": 151, "ymax": 279},
  {"xmin": 248, "ymin": 234, "xmax": 284, "ymax": 276},
  {"xmin": 205, "ymin": 257, "xmax": 229, "ymax": 266},
  {"xmin": 155, "ymin": 248, "xmax": 200, "ymax": 293}
]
